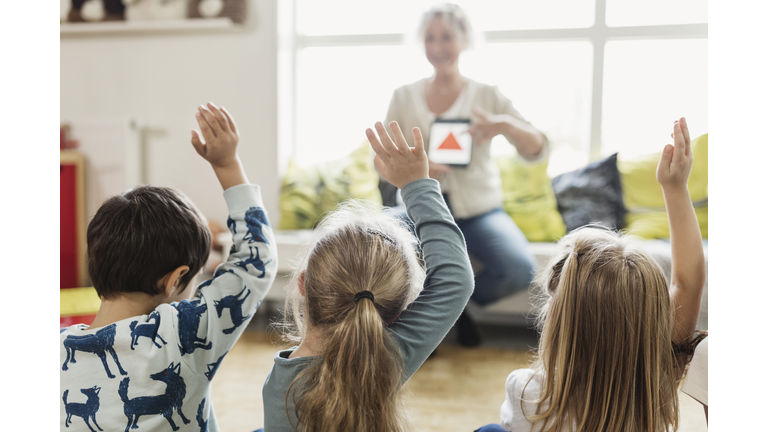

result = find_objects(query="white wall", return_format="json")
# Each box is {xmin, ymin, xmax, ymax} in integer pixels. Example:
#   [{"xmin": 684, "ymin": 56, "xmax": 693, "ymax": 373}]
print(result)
[{"xmin": 60, "ymin": 0, "xmax": 280, "ymax": 228}]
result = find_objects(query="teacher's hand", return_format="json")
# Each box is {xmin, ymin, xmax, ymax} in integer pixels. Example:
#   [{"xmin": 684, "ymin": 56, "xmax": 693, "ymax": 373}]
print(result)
[
  {"xmin": 467, "ymin": 106, "xmax": 517, "ymax": 144},
  {"xmin": 428, "ymin": 160, "xmax": 453, "ymax": 180}
]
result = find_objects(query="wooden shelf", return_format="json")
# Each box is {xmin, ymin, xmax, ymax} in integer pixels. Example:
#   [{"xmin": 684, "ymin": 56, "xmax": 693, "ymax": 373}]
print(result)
[{"xmin": 60, "ymin": 17, "xmax": 239, "ymax": 37}]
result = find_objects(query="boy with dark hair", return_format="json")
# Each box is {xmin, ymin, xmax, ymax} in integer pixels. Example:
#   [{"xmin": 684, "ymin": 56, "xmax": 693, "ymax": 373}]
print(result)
[
  {"xmin": 60, "ymin": 102, "xmax": 277, "ymax": 432},
  {"xmin": 86, "ymin": 185, "xmax": 213, "ymax": 301}
]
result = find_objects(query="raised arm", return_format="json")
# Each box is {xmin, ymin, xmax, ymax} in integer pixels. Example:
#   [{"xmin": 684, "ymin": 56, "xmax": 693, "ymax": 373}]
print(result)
[
  {"xmin": 366, "ymin": 121, "xmax": 474, "ymax": 379},
  {"xmin": 655, "ymin": 117, "xmax": 706, "ymax": 344},
  {"xmin": 177, "ymin": 103, "xmax": 277, "ymax": 373}
]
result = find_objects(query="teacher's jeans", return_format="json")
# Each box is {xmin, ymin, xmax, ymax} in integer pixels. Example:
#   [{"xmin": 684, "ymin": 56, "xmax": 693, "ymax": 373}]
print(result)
[{"xmin": 387, "ymin": 197, "xmax": 536, "ymax": 306}]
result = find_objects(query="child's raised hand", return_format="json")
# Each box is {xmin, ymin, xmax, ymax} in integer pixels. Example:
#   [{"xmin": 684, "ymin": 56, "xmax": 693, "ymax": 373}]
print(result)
[
  {"xmin": 366, "ymin": 121, "xmax": 429, "ymax": 189},
  {"xmin": 657, "ymin": 116, "xmax": 706, "ymax": 345},
  {"xmin": 656, "ymin": 117, "xmax": 693, "ymax": 192},
  {"xmin": 191, "ymin": 102, "xmax": 248, "ymax": 190},
  {"xmin": 191, "ymin": 102, "xmax": 240, "ymax": 169}
]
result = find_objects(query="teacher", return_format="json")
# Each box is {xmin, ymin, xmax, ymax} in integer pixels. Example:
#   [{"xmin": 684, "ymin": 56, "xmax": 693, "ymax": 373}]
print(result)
[{"xmin": 383, "ymin": 4, "xmax": 547, "ymax": 346}]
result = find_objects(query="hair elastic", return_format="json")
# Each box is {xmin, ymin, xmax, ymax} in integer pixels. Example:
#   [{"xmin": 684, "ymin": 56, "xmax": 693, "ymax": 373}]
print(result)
[
  {"xmin": 354, "ymin": 290, "xmax": 375, "ymax": 303},
  {"xmin": 366, "ymin": 228, "xmax": 396, "ymax": 246}
]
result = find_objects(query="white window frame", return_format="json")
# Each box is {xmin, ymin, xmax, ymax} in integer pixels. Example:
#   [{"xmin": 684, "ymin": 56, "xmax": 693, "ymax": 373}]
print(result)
[{"xmin": 278, "ymin": 0, "xmax": 707, "ymax": 172}]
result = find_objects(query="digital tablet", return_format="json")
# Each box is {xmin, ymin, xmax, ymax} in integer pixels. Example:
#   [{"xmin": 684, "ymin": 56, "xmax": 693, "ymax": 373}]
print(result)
[{"xmin": 428, "ymin": 119, "xmax": 472, "ymax": 167}]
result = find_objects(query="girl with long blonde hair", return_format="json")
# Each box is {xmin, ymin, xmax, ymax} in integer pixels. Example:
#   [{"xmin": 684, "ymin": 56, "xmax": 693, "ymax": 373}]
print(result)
[
  {"xmin": 496, "ymin": 118, "xmax": 707, "ymax": 432},
  {"xmin": 261, "ymin": 121, "xmax": 474, "ymax": 432}
]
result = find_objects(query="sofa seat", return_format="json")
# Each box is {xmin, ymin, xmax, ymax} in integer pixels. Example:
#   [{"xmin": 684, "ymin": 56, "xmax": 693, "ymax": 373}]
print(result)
[{"xmin": 472, "ymin": 240, "xmax": 708, "ymax": 331}]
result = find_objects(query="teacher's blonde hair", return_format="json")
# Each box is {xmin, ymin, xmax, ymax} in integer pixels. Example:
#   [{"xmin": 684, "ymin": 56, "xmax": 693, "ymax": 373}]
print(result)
[{"xmin": 417, "ymin": 3, "xmax": 475, "ymax": 50}]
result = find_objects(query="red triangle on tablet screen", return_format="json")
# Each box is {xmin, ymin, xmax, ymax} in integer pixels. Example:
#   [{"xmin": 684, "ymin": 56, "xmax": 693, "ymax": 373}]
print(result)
[{"xmin": 438, "ymin": 132, "xmax": 462, "ymax": 150}]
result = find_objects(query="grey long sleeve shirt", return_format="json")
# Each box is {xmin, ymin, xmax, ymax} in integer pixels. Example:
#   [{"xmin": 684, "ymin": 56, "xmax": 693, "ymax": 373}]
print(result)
[{"xmin": 261, "ymin": 178, "xmax": 474, "ymax": 431}]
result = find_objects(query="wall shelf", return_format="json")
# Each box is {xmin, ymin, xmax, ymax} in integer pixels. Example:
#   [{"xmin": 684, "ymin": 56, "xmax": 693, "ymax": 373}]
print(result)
[{"xmin": 60, "ymin": 18, "xmax": 239, "ymax": 37}]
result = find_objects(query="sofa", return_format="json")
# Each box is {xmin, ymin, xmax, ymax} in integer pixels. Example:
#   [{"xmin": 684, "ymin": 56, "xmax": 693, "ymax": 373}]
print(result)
[{"xmin": 248, "ymin": 134, "xmax": 709, "ymax": 331}]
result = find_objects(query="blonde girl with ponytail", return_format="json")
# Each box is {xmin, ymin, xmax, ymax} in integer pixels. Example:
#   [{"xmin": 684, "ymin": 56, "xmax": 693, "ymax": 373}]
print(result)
[
  {"xmin": 496, "ymin": 118, "xmax": 708, "ymax": 432},
  {"xmin": 261, "ymin": 121, "xmax": 474, "ymax": 432}
]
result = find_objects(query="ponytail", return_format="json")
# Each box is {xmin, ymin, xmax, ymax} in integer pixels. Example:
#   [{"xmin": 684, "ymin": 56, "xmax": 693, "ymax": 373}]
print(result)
[
  {"xmin": 289, "ymin": 296, "xmax": 408, "ymax": 432},
  {"xmin": 279, "ymin": 203, "xmax": 424, "ymax": 432}
]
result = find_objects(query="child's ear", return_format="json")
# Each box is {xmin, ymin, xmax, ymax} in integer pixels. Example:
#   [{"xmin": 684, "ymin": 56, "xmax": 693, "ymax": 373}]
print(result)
[
  {"xmin": 160, "ymin": 266, "xmax": 190, "ymax": 298},
  {"xmin": 298, "ymin": 270, "xmax": 306, "ymax": 297}
]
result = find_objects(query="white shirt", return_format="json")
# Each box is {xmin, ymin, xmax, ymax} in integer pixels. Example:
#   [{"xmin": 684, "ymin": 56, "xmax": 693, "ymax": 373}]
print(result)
[
  {"xmin": 501, "ymin": 368, "xmax": 549, "ymax": 432},
  {"xmin": 385, "ymin": 78, "xmax": 547, "ymax": 218},
  {"xmin": 681, "ymin": 336, "xmax": 708, "ymax": 406}
]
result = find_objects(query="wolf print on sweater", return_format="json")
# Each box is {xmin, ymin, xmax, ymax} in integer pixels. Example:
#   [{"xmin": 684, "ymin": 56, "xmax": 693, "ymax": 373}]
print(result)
[
  {"xmin": 63, "ymin": 386, "xmax": 103, "ymax": 432},
  {"xmin": 243, "ymin": 207, "xmax": 270, "ymax": 245},
  {"xmin": 197, "ymin": 398, "xmax": 209, "ymax": 431},
  {"xmin": 62, "ymin": 324, "xmax": 128, "ymax": 378},
  {"xmin": 129, "ymin": 311, "xmax": 167, "ymax": 350},
  {"xmin": 176, "ymin": 300, "xmax": 213, "ymax": 356},
  {"xmin": 227, "ymin": 215, "xmax": 238, "ymax": 254},
  {"xmin": 234, "ymin": 246, "xmax": 271, "ymax": 278},
  {"xmin": 204, "ymin": 353, "xmax": 228, "ymax": 381},
  {"xmin": 214, "ymin": 286, "xmax": 255, "ymax": 334},
  {"xmin": 119, "ymin": 362, "xmax": 190, "ymax": 432}
]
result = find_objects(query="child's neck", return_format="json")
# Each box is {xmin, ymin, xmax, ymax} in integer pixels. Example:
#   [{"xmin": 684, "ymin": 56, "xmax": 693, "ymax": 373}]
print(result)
[
  {"xmin": 289, "ymin": 325, "xmax": 324, "ymax": 359},
  {"xmin": 89, "ymin": 292, "xmax": 164, "ymax": 329}
]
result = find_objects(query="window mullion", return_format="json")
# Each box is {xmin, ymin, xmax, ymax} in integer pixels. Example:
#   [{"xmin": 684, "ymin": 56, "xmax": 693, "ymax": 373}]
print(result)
[
  {"xmin": 297, "ymin": 33, "xmax": 404, "ymax": 48},
  {"xmin": 484, "ymin": 28, "xmax": 593, "ymax": 42},
  {"xmin": 589, "ymin": 0, "xmax": 608, "ymax": 161},
  {"xmin": 604, "ymin": 23, "xmax": 707, "ymax": 40}
]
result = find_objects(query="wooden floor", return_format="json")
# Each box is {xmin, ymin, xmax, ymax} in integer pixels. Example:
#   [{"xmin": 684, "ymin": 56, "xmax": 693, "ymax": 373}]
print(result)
[{"xmin": 211, "ymin": 329, "xmax": 707, "ymax": 432}]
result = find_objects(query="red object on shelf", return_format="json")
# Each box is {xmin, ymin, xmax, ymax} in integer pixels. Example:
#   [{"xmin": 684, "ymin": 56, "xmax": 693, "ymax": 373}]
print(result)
[{"xmin": 60, "ymin": 126, "xmax": 79, "ymax": 150}]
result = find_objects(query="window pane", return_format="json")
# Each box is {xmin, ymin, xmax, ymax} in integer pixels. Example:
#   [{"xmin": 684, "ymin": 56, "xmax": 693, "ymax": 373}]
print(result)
[
  {"xmin": 461, "ymin": 41, "xmax": 593, "ymax": 177},
  {"xmin": 606, "ymin": 0, "xmax": 707, "ymax": 27},
  {"xmin": 295, "ymin": 45, "xmax": 432, "ymax": 167},
  {"xmin": 297, "ymin": 0, "xmax": 594, "ymax": 36},
  {"xmin": 602, "ymin": 39, "xmax": 708, "ymax": 159},
  {"xmin": 295, "ymin": 42, "xmax": 592, "ymax": 173},
  {"xmin": 467, "ymin": 0, "xmax": 594, "ymax": 31}
]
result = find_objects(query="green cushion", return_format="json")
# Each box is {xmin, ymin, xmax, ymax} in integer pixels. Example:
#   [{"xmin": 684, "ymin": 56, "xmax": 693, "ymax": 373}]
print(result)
[
  {"xmin": 279, "ymin": 142, "xmax": 382, "ymax": 230},
  {"xmin": 496, "ymin": 155, "xmax": 566, "ymax": 242},
  {"xmin": 618, "ymin": 134, "xmax": 708, "ymax": 239}
]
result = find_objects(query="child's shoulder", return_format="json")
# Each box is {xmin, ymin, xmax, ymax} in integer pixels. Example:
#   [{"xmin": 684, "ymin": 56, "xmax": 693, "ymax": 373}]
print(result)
[
  {"xmin": 505, "ymin": 368, "xmax": 542, "ymax": 396},
  {"xmin": 60, "ymin": 324, "xmax": 89, "ymax": 335}
]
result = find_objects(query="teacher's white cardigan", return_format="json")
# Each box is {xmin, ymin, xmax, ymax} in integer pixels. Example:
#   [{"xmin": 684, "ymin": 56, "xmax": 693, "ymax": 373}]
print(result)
[{"xmin": 384, "ymin": 78, "xmax": 548, "ymax": 219}]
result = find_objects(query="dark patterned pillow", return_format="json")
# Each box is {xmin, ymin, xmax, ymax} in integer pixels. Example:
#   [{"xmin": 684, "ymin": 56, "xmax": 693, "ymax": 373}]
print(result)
[{"xmin": 551, "ymin": 153, "xmax": 626, "ymax": 232}]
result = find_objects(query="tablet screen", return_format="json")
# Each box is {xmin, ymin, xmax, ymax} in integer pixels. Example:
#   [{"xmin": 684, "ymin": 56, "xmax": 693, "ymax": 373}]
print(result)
[{"xmin": 428, "ymin": 119, "xmax": 472, "ymax": 166}]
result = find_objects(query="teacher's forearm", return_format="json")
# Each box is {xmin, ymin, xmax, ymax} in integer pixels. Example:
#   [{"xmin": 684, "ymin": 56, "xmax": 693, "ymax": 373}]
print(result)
[{"xmin": 502, "ymin": 121, "xmax": 546, "ymax": 160}]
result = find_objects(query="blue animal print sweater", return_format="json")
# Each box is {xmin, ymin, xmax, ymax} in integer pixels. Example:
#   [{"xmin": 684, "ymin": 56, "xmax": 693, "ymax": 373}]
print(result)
[{"xmin": 60, "ymin": 184, "xmax": 277, "ymax": 432}]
